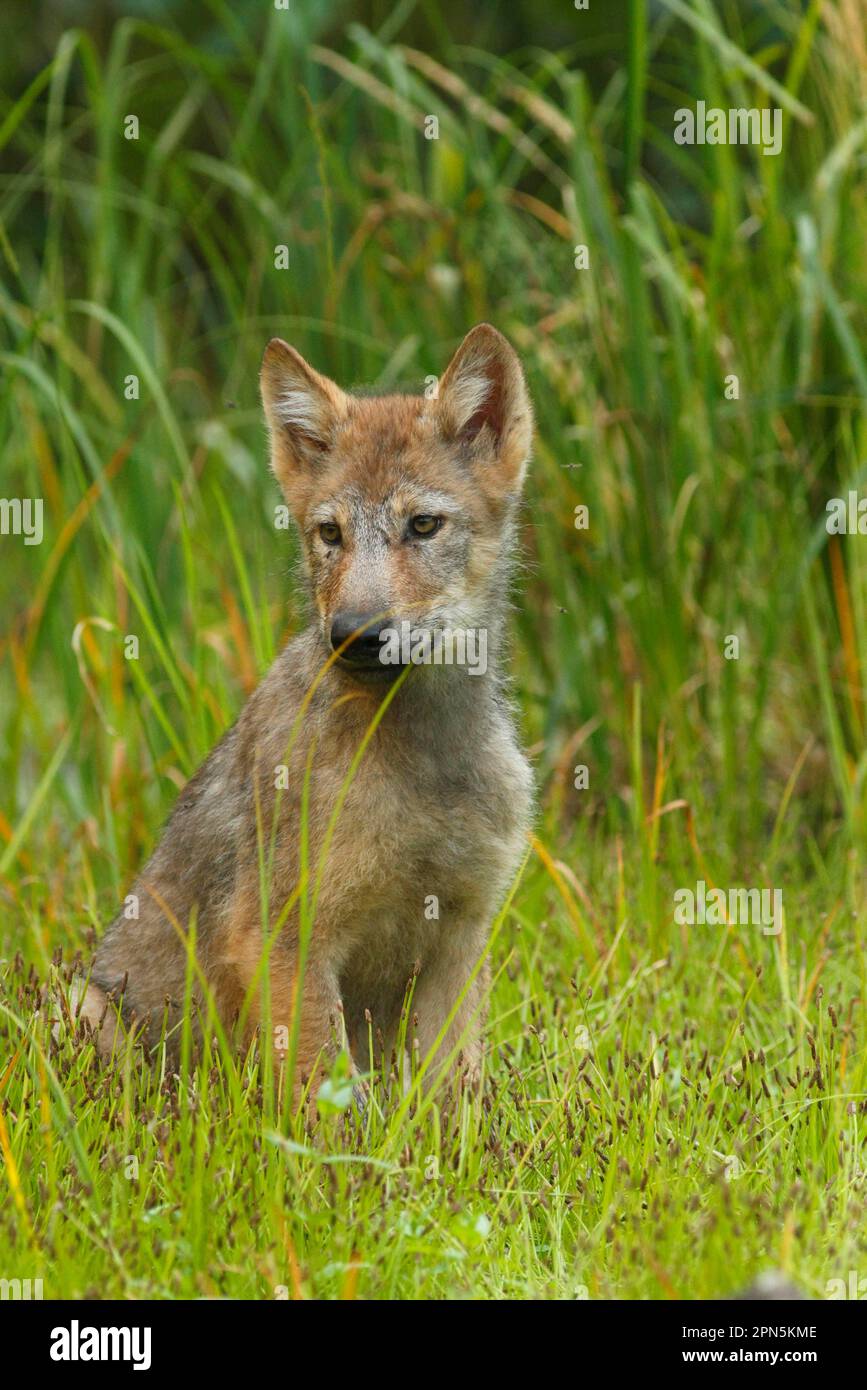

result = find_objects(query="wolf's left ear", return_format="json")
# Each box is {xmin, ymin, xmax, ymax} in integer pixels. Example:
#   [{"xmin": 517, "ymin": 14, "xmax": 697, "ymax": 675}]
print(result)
[
  {"xmin": 434, "ymin": 324, "xmax": 533, "ymax": 492},
  {"xmin": 260, "ymin": 338, "xmax": 349, "ymax": 499}
]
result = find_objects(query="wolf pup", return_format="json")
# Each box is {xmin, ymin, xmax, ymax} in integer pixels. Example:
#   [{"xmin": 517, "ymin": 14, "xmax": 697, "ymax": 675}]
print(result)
[{"xmin": 78, "ymin": 324, "xmax": 534, "ymax": 1100}]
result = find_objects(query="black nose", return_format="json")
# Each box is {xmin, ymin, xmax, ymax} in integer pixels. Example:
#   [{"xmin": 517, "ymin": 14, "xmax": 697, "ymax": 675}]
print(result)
[{"xmin": 330, "ymin": 610, "xmax": 388, "ymax": 665}]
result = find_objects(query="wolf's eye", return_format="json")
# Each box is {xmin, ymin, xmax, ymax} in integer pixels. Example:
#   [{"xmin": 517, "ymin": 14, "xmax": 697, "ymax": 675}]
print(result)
[
  {"xmin": 409, "ymin": 515, "xmax": 441, "ymax": 538},
  {"xmin": 319, "ymin": 522, "xmax": 342, "ymax": 545}
]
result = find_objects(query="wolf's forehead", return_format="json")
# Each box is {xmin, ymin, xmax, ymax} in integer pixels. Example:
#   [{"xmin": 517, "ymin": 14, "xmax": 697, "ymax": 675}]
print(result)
[
  {"xmin": 311, "ymin": 483, "xmax": 459, "ymax": 526},
  {"xmin": 325, "ymin": 392, "xmax": 463, "ymax": 481},
  {"xmin": 337, "ymin": 394, "xmax": 427, "ymax": 449}
]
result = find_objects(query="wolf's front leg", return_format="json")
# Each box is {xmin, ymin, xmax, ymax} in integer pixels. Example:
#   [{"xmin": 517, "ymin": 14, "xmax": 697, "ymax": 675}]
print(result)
[
  {"xmin": 236, "ymin": 942, "xmax": 356, "ymax": 1106},
  {"xmin": 410, "ymin": 946, "xmax": 490, "ymax": 1097}
]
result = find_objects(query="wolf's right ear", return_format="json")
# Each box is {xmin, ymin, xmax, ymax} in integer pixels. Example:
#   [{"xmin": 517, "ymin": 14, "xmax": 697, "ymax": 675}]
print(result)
[
  {"xmin": 433, "ymin": 324, "xmax": 533, "ymax": 496},
  {"xmin": 260, "ymin": 338, "xmax": 349, "ymax": 493}
]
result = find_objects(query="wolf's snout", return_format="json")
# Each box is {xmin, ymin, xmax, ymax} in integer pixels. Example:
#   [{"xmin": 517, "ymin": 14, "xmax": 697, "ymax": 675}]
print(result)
[{"xmin": 330, "ymin": 610, "xmax": 389, "ymax": 665}]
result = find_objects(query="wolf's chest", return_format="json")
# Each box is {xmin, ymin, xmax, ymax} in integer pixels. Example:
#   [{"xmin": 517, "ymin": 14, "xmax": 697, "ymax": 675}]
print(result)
[
  {"xmin": 291, "ymin": 699, "xmax": 532, "ymax": 947},
  {"xmin": 319, "ymin": 743, "xmax": 528, "ymax": 925}
]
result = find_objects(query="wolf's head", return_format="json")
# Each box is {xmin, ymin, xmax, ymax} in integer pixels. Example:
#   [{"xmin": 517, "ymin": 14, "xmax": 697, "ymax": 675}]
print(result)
[{"xmin": 260, "ymin": 324, "xmax": 532, "ymax": 678}]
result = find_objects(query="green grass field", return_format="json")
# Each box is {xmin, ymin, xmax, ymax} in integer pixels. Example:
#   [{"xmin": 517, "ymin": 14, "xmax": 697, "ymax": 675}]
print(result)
[{"xmin": 1, "ymin": 0, "xmax": 866, "ymax": 1299}]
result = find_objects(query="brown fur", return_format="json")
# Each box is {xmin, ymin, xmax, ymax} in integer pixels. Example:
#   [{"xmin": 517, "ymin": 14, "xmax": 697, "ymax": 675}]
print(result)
[{"xmin": 80, "ymin": 324, "xmax": 534, "ymax": 1103}]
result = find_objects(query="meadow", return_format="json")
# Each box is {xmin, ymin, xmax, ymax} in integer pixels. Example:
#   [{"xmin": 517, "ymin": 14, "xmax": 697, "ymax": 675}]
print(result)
[{"xmin": 0, "ymin": 0, "xmax": 865, "ymax": 1299}]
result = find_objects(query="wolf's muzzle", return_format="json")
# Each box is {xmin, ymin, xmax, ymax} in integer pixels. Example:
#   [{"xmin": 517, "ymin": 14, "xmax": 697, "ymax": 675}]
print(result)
[{"xmin": 330, "ymin": 610, "xmax": 390, "ymax": 666}]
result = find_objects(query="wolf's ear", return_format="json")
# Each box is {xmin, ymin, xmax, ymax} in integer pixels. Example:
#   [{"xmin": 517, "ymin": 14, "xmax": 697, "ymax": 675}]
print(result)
[
  {"xmin": 434, "ymin": 324, "xmax": 532, "ymax": 491},
  {"xmin": 260, "ymin": 338, "xmax": 349, "ymax": 491}
]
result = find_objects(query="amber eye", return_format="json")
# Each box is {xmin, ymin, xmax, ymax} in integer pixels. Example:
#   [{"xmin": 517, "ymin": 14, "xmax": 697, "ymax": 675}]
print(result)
[
  {"xmin": 319, "ymin": 522, "xmax": 342, "ymax": 545},
  {"xmin": 409, "ymin": 515, "xmax": 441, "ymax": 538}
]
